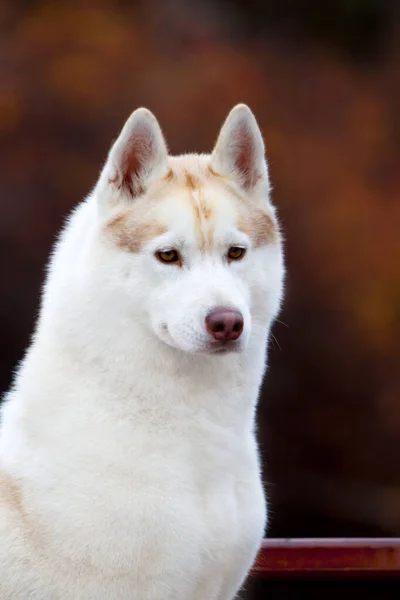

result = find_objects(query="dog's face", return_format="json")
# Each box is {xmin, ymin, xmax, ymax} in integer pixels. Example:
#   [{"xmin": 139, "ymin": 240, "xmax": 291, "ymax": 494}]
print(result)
[{"xmin": 95, "ymin": 105, "xmax": 284, "ymax": 354}]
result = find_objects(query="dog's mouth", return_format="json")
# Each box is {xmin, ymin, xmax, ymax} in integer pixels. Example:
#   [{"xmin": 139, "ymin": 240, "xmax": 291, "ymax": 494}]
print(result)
[{"xmin": 202, "ymin": 340, "xmax": 242, "ymax": 355}]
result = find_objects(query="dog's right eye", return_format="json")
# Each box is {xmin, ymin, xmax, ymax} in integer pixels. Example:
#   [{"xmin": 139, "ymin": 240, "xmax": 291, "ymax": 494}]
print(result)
[{"xmin": 156, "ymin": 249, "xmax": 181, "ymax": 264}]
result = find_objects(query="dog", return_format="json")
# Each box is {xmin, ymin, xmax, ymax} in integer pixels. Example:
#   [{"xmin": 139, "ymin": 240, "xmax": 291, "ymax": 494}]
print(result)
[{"xmin": 0, "ymin": 104, "xmax": 285, "ymax": 599}]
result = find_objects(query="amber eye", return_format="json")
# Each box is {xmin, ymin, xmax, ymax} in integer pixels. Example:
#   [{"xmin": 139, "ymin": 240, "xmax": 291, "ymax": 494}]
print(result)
[
  {"xmin": 227, "ymin": 246, "xmax": 246, "ymax": 261},
  {"xmin": 156, "ymin": 249, "xmax": 180, "ymax": 264}
]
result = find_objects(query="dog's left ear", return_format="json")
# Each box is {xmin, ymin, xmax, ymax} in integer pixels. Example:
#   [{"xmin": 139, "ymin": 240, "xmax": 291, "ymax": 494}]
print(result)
[
  {"xmin": 102, "ymin": 108, "xmax": 168, "ymax": 201},
  {"xmin": 211, "ymin": 104, "xmax": 269, "ymax": 194}
]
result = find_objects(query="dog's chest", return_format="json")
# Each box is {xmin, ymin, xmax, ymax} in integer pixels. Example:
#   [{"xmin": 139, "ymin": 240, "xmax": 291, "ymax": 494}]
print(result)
[{"xmin": 39, "ymin": 428, "xmax": 266, "ymax": 598}]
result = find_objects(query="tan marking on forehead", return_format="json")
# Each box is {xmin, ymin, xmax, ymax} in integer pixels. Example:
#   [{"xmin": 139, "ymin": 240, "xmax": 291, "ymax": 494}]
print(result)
[
  {"xmin": 105, "ymin": 211, "xmax": 167, "ymax": 253},
  {"xmin": 201, "ymin": 202, "xmax": 213, "ymax": 221},
  {"xmin": 207, "ymin": 164, "xmax": 248, "ymax": 203},
  {"xmin": 206, "ymin": 222, "xmax": 215, "ymax": 249},
  {"xmin": 171, "ymin": 170, "xmax": 215, "ymax": 251},
  {"xmin": 187, "ymin": 186, "xmax": 216, "ymax": 252},
  {"xmin": 163, "ymin": 168, "xmax": 174, "ymax": 183},
  {"xmin": 190, "ymin": 190, "xmax": 207, "ymax": 251},
  {"xmin": 180, "ymin": 170, "xmax": 213, "ymax": 222},
  {"xmin": 223, "ymin": 182, "xmax": 247, "ymax": 203},
  {"xmin": 184, "ymin": 170, "xmax": 201, "ymax": 190},
  {"xmin": 191, "ymin": 196, "xmax": 202, "ymax": 225},
  {"xmin": 237, "ymin": 207, "xmax": 279, "ymax": 247},
  {"xmin": 208, "ymin": 164, "xmax": 224, "ymax": 179}
]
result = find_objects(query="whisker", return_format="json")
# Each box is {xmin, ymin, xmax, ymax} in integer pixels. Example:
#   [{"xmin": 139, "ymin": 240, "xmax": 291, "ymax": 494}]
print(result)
[
  {"xmin": 275, "ymin": 318, "xmax": 289, "ymax": 328},
  {"xmin": 270, "ymin": 332, "xmax": 282, "ymax": 351}
]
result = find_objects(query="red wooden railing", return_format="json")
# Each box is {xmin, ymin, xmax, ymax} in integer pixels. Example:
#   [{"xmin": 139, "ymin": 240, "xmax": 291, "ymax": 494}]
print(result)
[{"xmin": 251, "ymin": 538, "xmax": 400, "ymax": 579}]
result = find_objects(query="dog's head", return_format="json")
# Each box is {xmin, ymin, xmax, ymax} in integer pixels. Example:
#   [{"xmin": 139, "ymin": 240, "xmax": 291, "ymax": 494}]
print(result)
[{"xmin": 94, "ymin": 105, "xmax": 284, "ymax": 354}]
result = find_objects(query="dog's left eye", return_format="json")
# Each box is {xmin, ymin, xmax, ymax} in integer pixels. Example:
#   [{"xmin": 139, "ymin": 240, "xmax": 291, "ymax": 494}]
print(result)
[
  {"xmin": 156, "ymin": 249, "xmax": 180, "ymax": 264},
  {"xmin": 227, "ymin": 246, "xmax": 246, "ymax": 261}
]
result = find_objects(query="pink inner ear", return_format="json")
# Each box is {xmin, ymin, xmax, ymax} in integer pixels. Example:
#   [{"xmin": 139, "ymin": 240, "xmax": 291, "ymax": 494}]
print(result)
[
  {"xmin": 119, "ymin": 124, "xmax": 156, "ymax": 198},
  {"xmin": 233, "ymin": 124, "xmax": 261, "ymax": 190}
]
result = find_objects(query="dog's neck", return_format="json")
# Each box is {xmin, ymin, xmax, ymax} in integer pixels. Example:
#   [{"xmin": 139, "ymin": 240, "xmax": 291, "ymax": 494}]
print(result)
[{"xmin": 20, "ymin": 299, "xmax": 268, "ymax": 438}]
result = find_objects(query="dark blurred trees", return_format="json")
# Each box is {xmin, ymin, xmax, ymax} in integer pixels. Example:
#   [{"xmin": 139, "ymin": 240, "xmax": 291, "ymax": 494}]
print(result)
[
  {"xmin": 0, "ymin": 0, "xmax": 399, "ymax": 537},
  {"xmin": 229, "ymin": 0, "xmax": 396, "ymax": 61}
]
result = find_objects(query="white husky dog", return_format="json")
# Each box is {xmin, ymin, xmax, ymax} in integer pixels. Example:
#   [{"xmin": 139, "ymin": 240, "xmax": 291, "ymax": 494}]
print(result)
[{"xmin": 0, "ymin": 104, "xmax": 284, "ymax": 599}]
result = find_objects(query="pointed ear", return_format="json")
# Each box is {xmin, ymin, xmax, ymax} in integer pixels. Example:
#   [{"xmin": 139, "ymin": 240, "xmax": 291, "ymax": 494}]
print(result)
[
  {"xmin": 211, "ymin": 104, "xmax": 269, "ymax": 193},
  {"xmin": 105, "ymin": 108, "xmax": 168, "ymax": 199}
]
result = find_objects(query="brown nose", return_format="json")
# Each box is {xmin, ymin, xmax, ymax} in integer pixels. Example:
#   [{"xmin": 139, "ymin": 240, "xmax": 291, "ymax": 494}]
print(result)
[{"xmin": 205, "ymin": 307, "xmax": 244, "ymax": 342}]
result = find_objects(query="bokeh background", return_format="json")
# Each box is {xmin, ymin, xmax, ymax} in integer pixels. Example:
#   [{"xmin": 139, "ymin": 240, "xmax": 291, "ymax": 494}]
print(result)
[{"xmin": 1, "ymin": 0, "xmax": 400, "ymax": 548}]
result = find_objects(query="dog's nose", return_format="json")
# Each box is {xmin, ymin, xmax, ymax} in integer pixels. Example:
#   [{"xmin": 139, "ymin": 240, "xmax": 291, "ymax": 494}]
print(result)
[{"xmin": 205, "ymin": 308, "xmax": 244, "ymax": 342}]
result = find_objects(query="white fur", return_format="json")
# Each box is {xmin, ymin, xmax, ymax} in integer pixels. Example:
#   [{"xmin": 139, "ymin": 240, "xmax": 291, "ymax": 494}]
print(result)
[{"xmin": 0, "ymin": 105, "xmax": 285, "ymax": 599}]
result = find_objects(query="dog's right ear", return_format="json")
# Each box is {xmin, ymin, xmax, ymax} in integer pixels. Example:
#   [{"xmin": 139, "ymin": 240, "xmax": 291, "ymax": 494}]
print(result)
[{"xmin": 99, "ymin": 108, "xmax": 168, "ymax": 203}]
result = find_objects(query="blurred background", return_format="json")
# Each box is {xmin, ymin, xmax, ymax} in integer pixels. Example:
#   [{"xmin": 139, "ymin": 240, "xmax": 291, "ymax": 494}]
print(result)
[{"xmin": 1, "ymin": 0, "xmax": 400, "ymax": 552}]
